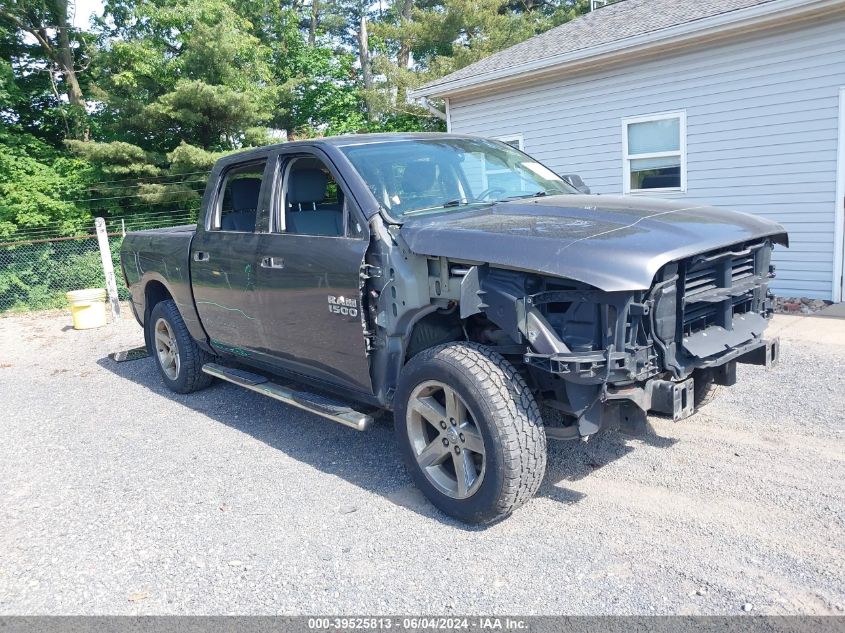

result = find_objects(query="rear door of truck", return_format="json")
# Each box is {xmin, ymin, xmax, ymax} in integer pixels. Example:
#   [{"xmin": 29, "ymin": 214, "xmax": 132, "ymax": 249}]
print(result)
[{"xmin": 190, "ymin": 153, "xmax": 271, "ymax": 355}]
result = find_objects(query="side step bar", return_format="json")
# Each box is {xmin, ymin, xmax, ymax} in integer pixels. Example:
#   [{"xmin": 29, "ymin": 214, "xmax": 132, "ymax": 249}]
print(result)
[{"xmin": 201, "ymin": 363, "xmax": 374, "ymax": 431}]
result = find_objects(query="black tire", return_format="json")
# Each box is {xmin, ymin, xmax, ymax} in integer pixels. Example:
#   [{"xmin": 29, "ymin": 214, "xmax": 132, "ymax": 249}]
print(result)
[
  {"xmin": 394, "ymin": 342, "xmax": 547, "ymax": 524},
  {"xmin": 147, "ymin": 299, "xmax": 214, "ymax": 394},
  {"xmin": 693, "ymin": 370, "xmax": 722, "ymax": 410}
]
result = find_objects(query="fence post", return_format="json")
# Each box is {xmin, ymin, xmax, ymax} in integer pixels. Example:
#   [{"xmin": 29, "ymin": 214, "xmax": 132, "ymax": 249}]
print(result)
[{"xmin": 95, "ymin": 217, "xmax": 121, "ymax": 321}]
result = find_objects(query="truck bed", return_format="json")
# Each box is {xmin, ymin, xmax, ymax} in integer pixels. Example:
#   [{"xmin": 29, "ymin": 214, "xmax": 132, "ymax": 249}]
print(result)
[{"xmin": 120, "ymin": 224, "xmax": 204, "ymax": 340}]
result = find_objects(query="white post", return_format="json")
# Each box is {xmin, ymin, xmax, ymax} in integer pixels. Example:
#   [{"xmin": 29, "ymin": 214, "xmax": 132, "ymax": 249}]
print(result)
[{"xmin": 95, "ymin": 217, "xmax": 121, "ymax": 321}]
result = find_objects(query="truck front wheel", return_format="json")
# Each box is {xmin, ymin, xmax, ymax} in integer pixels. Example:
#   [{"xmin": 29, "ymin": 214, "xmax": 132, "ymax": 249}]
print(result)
[
  {"xmin": 394, "ymin": 343, "xmax": 547, "ymax": 524},
  {"xmin": 692, "ymin": 369, "xmax": 722, "ymax": 410},
  {"xmin": 147, "ymin": 300, "xmax": 213, "ymax": 394}
]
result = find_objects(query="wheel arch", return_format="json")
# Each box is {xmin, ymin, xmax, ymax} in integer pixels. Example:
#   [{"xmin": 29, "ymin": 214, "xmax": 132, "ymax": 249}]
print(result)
[
  {"xmin": 380, "ymin": 300, "xmax": 519, "ymax": 409},
  {"xmin": 144, "ymin": 278, "xmax": 173, "ymax": 318},
  {"xmin": 139, "ymin": 275, "xmax": 174, "ymax": 352},
  {"xmin": 404, "ymin": 307, "xmax": 465, "ymax": 362},
  {"xmin": 136, "ymin": 271, "xmax": 210, "ymax": 352}
]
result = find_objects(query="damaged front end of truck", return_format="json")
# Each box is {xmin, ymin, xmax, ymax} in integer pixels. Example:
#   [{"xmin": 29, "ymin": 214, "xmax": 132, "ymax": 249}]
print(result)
[{"xmin": 457, "ymin": 237, "xmax": 782, "ymax": 439}]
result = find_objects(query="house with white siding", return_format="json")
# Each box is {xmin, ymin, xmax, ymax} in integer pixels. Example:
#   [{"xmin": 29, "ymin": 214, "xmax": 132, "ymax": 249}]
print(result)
[{"xmin": 410, "ymin": 0, "xmax": 845, "ymax": 301}]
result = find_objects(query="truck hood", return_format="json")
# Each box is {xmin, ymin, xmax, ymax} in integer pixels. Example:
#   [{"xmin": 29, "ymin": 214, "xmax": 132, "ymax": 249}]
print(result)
[{"xmin": 398, "ymin": 194, "xmax": 788, "ymax": 292}]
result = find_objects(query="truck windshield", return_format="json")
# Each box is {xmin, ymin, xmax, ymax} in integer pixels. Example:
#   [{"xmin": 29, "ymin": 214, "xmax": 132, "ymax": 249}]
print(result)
[{"xmin": 340, "ymin": 138, "xmax": 577, "ymax": 219}]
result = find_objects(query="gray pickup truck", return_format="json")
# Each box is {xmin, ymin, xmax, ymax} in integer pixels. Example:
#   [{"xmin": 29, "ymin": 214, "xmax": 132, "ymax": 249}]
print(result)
[{"xmin": 121, "ymin": 133, "xmax": 787, "ymax": 523}]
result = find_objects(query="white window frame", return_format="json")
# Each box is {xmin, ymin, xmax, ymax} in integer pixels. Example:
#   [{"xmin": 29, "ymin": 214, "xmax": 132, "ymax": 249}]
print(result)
[
  {"xmin": 622, "ymin": 111, "xmax": 687, "ymax": 194},
  {"xmin": 478, "ymin": 134, "xmax": 526, "ymax": 192},
  {"xmin": 492, "ymin": 133, "xmax": 524, "ymax": 150}
]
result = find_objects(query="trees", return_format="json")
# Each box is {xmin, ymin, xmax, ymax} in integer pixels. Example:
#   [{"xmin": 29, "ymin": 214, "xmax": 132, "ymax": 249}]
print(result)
[
  {"xmin": 0, "ymin": 127, "xmax": 91, "ymax": 237},
  {"xmin": 399, "ymin": 0, "xmax": 589, "ymax": 79},
  {"xmin": 91, "ymin": 0, "xmax": 277, "ymax": 153},
  {"xmin": 0, "ymin": 0, "xmax": 92, "ymax": 138},
  {"xmin": 0, "ymin": 1, "xmax": 84, "ymax": 106},
  {"xmin": 0, "ymin": 0, "xmax": 590, "ymax": 234},
  {"xmin": 0, "ymin": 3, "xmax": 93, "ymax": 141},
  {"xmin": 0, "ymin": 0, "xmax": 593, "ymax": 312}
]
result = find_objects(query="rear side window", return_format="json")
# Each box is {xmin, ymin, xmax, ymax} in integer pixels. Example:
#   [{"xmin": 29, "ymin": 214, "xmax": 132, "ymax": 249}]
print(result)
[{"xmin": 211, "ymin": 161, "xmax": 267, "ymax": 231}]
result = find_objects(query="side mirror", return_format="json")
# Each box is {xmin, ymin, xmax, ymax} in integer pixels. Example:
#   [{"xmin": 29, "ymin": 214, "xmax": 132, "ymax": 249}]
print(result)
[{"xmin": 562, "ymin": 174, "xmax": 591, "ymax": 194}]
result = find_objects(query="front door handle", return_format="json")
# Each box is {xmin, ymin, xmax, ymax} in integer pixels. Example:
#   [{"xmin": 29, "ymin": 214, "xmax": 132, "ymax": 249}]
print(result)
[
  {"xmin": 193, "ymin": 251, "xmax": 210, "ymax": 262},
  {"xmin": 260, "ymin": 256, "xmax": 284, "ymax": 269}
]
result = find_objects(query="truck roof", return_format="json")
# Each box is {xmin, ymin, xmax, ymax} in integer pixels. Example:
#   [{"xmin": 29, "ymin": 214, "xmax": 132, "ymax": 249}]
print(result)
[
  {"xmin": 214, "ymin": 132, "xmax": 480, "ymax": 166},
  {"xmin": 316, "ymin": 132, "xmax": 476, "ymax": 147}
]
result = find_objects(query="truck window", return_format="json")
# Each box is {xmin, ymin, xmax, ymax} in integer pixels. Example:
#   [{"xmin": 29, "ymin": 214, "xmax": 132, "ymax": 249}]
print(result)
[
  {"xmin": 212, "ymin": 161, "xmax": 266, "ymax": 232},
  {"xmin": 277, "ymin": 156, "xmax": 354, "ymax": 237},
  {"xmin": 340, "ymin": 138, "xmax": 574, "ymax": 219}
]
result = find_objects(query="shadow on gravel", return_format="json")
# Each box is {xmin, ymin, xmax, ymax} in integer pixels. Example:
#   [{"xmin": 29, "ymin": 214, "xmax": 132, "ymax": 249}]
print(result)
[
  {"xmin": 541, "ymin": 422, "xmax": 678, "ymax": 501},
  {"xmin": 98, "ymin": 353, "xmax": 678, "ymax": 528}
]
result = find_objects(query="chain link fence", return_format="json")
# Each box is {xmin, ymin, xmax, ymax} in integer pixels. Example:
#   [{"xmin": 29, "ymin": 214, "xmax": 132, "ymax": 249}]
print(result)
[{"xmin": 0, "ymin": 211, "xmax": 197, "ymax": 313}]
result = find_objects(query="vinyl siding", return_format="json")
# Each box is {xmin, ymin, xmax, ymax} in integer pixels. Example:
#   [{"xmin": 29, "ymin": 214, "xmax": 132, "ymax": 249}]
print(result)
[{"xmin": 448, "ymin": 16, "xmax": 845, "ymax": 299}]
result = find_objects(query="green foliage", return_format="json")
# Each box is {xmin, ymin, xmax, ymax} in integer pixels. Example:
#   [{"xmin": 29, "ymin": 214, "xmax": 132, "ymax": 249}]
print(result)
[
  {"xmin": 0, "ymin": 237, "xmax": 128, "ymax": 311},
  {"xmin": 281, "ymin": 47, "xmax": 368, "ymax": 136},
  {"xmin": 167, "ymin": 142, "xmax": 230, "ymax": 173},
  {"xmin": 0, "ymin": 0, "xmax": 94, "ymax": 139},
  {"xmin": 64, "ymin": 139, "xmax": 212, "ymax": 218},
  {"xmin": 136, "ymin": 183, "xmax": 200, "ymax": 206},
  {"xmin": 394, "ymin": 0, "xmax": 590, "ymax": 81},
  {"xmin": 148, "ymin": 80, "xmax": 268, "ymax": 149},
  {"xmin": 92, "ymin": 0, "xmax": 278, "ymax": 152},
  {"xmin": 0, "ymin": 0, "xmax": 590, "ymax": 310},
  {"xmin": 0, "ymin": 129, "xmax": 91, "ymax": 236},
  {"xmin": 0, "ymin": 58, "xmax": 17, "ymax": 110},
  {"xmin": 65, "ymin": 139, "xmax": 160, "ymax": 178}
]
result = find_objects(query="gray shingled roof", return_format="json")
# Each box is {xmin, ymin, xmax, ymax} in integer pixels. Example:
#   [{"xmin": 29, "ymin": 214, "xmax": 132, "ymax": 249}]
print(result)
[{"xmin": 416, "ymin": 0, "xmax": 779, "ymax": 94}]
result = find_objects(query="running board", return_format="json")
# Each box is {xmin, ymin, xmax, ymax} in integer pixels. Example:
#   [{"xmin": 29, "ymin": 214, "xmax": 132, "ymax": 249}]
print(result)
[{"xmin": 201, "ymin": 363, "xmax": 374, "ymax": 431}]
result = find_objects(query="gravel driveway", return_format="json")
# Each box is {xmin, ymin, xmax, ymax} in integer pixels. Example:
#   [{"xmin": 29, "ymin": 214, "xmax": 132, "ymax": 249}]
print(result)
[{"xmin": 0, "ymin": 309, "xmax": 843, "ymax": 615}]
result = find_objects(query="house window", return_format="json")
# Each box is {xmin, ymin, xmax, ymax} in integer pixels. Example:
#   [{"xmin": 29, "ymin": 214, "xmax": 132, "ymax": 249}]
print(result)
[
  {"xmin": 482, "ymin": 134, "xmax": 527, "ymax": 192},
  {"xmin": 622, "ymin": 112, "xmax": 686, "ymax": 193},
  {"xmin": 492, "ymin": 134, "xmax": 524, "ymax": 150}
]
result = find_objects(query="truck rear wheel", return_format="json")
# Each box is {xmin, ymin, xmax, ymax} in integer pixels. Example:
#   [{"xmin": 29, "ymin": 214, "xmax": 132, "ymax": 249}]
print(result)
[
  {"xmin": 147, "ymin": 300, "xmax": 214, "ymax": 394},
  {"xmin": 394, "ymin": 343, "xmax": 547, "ymax": 524}
]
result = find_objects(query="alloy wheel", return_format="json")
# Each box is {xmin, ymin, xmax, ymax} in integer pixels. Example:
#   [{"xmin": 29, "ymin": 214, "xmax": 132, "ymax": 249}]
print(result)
[
  {"xmin": 154, "ymin": 317, "xmax": 180, "ymax": 381},
  {"xmin": 406, "ymin": 380, "xmax": 486, "ymax": 499}
]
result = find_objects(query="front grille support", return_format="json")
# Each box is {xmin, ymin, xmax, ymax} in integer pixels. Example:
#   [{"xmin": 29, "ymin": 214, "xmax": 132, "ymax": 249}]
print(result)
[
  {"xmin": 680, "ymin": 241, "xmax": 771, "ymax": 339},
  {"xmin": 717, "ymin": 257, "xmax": 734, "ymax": 330}
]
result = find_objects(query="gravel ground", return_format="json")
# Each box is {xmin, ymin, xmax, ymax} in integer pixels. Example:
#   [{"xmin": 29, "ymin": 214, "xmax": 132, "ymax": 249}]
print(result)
[{"xmin": 0, "ymin": 309, "xmax": 843, "ymax": 615}]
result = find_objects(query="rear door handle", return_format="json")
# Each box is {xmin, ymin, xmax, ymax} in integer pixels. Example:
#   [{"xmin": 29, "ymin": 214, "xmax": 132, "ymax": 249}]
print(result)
[
  {"xmin": 260, "ymin": 256, "xmax": 284, "ymax": 269},
  {"xmin": 193, "ymin": 251, "xmax": 210, "ymax": 262}
]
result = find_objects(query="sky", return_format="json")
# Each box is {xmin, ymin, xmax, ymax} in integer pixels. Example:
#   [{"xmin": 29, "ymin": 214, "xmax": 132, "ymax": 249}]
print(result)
[{"xmin": 72, "ymin": 0, "xmax": 105, "ymax": 28}]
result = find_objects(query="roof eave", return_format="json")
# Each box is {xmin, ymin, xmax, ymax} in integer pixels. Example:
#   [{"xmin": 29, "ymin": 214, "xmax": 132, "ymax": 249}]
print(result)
[{"xmin": 409, "ymin": 0, "xmax": 841, "ymax": 99}]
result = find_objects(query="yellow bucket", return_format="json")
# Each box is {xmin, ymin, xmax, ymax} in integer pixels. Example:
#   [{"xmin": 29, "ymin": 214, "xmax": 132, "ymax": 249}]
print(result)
[{"xmin": 66, "ymin": 288, "xmax": 108, "ymax": 330}]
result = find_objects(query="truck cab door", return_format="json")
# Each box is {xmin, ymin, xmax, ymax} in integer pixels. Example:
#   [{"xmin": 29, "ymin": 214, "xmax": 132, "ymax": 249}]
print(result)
[
  {"xmin": 252, "ymin": 149, "xmax": 373, "ymax": 395},
  {"xmin": 190, "ymin": 157, "xmax": 270, "ymax": 356}
]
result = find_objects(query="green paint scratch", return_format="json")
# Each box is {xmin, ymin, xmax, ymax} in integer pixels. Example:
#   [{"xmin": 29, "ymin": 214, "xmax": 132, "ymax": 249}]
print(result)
[
  {"xmin": 210, "ymin": 339, "xmax": 251, "ymax": 357},
  {"xmin": 196, "ymin": 301, "xmax": 256, "ymax": 320}
]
